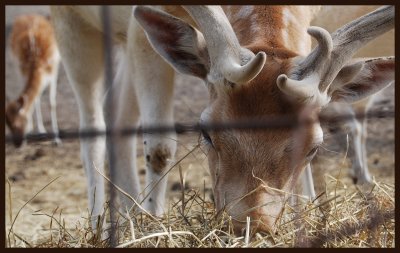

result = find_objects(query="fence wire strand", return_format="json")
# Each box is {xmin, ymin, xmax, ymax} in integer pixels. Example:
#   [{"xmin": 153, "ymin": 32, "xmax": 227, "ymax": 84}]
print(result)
[
  {"xmin": 4, "ymin": 6, "xmax": 395, "ymax": 249},
  {"xmin": 5, "ymin": 110, "xmax": 394, "ymax": 145}
]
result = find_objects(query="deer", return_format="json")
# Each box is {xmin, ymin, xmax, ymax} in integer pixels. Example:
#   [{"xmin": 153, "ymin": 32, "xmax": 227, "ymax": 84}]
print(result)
[
  {"xmin": 50, "ymin": 5, "xmax": 394, "ymax": 235},
  {"xmin": 6, "ymin": 14, "xmax": 61, "ymax": 147}
]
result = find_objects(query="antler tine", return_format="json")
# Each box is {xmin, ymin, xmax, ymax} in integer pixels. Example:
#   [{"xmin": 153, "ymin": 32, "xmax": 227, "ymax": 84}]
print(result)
[
  {"xmin": 277, "ymin": 27, "xmax": 332, "ymax": 101},
  {"xmin": 332, "ymin": 5, "xmax": 394, "ymax": 50},
  {"xmin": 287, "ymin": 5, "xmax": 394, "ymax": 94},
  {"xmin": 183, "ymin": 6, "xmax": 266, "ymax": 84},
  {"xmin": 291, "ymin": 26, "xmax": 333, "ymax": 81},
  {"xmin": 319, "ymin": 5, "xmax": 395, "ymax": 90},
  {"xmin": 322, "ymin": 5, "xmax": 394, "ymax": 92},
  {"xmin": 308, "ymin": 26, "xmax": 333, "ymax": 58}
]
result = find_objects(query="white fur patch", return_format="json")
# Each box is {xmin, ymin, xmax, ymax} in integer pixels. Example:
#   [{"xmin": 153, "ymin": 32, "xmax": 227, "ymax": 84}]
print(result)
[
  {"xmin": 281, "ymin": 8, "xmax": 295, "ymax": 48},
  {"xmin": 200, "ymin": 106, "xmax": 213, "ymax": 124},
  {"xmin": 313, "ymin": 125, "xmax": 323, "ymax": 145},
  {"xmin": 250, "ymin": 13, "xmax": 260, "ymax": 37},
  {"xmin": 236, "ymin": 6, "xmax": 254, "ymax": 20},
  {"xmin": 281, "ymin": 8, "xmax": 311, "ymax": 56}
]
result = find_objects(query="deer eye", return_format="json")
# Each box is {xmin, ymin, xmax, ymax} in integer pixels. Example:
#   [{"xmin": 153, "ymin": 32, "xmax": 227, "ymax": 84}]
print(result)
[{"xmin": 201, "ymin": 128, "xmax": 213, "ymax": 145}]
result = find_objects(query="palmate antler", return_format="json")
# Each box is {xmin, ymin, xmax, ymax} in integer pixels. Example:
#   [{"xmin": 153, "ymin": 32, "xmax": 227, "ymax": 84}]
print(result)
[{"xmin": 277, "ymin": 5, "xmax": 394, "ymax": 100}]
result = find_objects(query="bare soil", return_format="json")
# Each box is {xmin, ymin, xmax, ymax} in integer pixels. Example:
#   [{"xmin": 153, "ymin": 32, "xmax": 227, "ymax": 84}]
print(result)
[{"xmin": 5, "ymin": 6, "xmax": 394, "ymax": 246}]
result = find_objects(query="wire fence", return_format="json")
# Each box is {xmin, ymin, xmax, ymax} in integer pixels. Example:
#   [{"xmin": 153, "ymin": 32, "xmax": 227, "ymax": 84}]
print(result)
[
  {"xmin": 5, "ymin": 5, "xmax": 395, "ymax": 248},
  {"xmin": 4, "ymin": 109, "xmax": 395, "ymax": 145}
]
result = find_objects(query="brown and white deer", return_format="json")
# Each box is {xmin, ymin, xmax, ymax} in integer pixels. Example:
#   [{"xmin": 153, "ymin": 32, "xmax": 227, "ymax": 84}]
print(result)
[
  {"xmin": 6, "ymin": 14, "xmax": 61, "ymax": 147},
  {"xmin": 50, "ymin": 5, "xmax": 394, "ymax": 234}
]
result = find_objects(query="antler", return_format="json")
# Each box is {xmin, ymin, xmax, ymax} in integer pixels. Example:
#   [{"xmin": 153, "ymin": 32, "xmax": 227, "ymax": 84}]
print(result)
[
  {"xmin": 183, "ymin": 6, "xmax": 266, "ymax": 84},
  {"xmin": 278, "ymin": 5, "xmax": 394, "ymax": 97}
]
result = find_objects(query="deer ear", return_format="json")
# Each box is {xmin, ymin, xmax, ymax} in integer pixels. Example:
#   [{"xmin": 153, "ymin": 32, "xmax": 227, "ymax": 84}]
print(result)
[
  {"xmin": 134, "ymin": 6, "xmax": 210, "ymax": 79},
  {"xmin": 329, "ymin": 57, "xmax": 394, "ymax": 103}
]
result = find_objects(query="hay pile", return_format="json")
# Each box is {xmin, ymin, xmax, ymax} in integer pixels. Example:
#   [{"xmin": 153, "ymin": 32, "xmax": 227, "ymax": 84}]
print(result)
[{"xmin": 6, "ymin": 175, "xmax": 394, "ymax": 248}]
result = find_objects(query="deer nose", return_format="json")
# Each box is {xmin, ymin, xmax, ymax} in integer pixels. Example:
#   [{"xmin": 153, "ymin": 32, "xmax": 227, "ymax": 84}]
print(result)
[{"xmin": 231, "ymin": 214, "xmax": 274, "ymax": 236}]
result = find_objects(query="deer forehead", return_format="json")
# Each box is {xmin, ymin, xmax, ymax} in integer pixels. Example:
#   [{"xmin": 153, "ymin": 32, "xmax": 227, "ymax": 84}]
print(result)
[
  {"xmin": 202, "ymin": 62, "xmax": 324, "ymax": 157},
  {"xmin": 208, "ymin": 58, "xmax": 296, "ymax": 115}
]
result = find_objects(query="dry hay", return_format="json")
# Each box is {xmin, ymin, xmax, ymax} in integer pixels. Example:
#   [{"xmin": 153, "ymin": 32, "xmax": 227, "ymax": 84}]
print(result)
[{"xmin": 6, "ymin": 171, "xmax": 394, "ymax": 248}]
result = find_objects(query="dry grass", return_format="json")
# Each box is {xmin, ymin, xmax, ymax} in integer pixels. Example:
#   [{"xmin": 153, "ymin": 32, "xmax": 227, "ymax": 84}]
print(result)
[
  {"xmin": 6, "ymin": 171, "xmax": 394, "ymax": 248},
  {"xmin": 5, "ymin": 134, "xmax": 394, "ymax": 248}
]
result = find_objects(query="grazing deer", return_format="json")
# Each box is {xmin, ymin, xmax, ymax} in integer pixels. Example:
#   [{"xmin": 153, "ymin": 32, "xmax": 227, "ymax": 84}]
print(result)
[
  {"xmin": 50, "ymin": 5, "xmax": 394, "ymax": 234},
  {"xmin": 6, "ymin": 14, "xmax": 61, "ymax": 147}
]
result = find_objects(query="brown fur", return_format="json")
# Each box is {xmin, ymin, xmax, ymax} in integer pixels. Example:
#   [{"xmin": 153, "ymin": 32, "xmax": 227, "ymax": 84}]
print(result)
[
  {"xmin": 209, "ymin": 6, "xmax": 393, "ymax": 232},
  {"xmin": 207, "ymin": 53, "xmax": 321, "ymax": 230},
  {"xmin": 6, "ymin": 14, "xmax": 58, "ymax": 146},
  {"xmin": 11, "ymin": 15, "xmax": 57, "ymax": 76},
  {"xmin": 5, "ymin": 97, "xmax": 27, "ymax": 146},
  {"xmin": 203, "ymin": 6, "xmax": 323, "ymax": 231},
  {"xmin": 48, "ymin": 5, "xmax": 392, "ymax": 235},
  {"xmin": 213, "ymin": 47, "xmax": 312, "ymax": 187},
  {"xmin": 149, "ymin": 145, "xmax": 172, "ymax": 174},
  {"xmin": 227, "ymin": 6, "xmax": 285, "ymax": 48},
  {"xmin": 225, "ymin": 6, "xmax": 320, "ymax": 54},
  {"xmin": 9, "ymin": 14, "xmax": 57, "ymax": 108}
]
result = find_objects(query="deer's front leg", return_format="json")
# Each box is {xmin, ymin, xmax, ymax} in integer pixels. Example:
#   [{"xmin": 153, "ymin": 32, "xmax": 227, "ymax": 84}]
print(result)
[
  {"xmin": 347, "ymin": 118, "xmax": 372, "ymax": 185},
  {"xmin": 301, "ymin": 164, "xmax": 316, "ymax": 200},
  {"xmin": 109, "ymin": 48, "xmax": 142, "ymax": 214},
  {"xmin": 48, "ymin": 53, "xmax": 61, "ymax": 146},
  {"xmin": 128, "ymin": 22, "xmax": 177, "ymax": 216},
  {"xmin": 51, "ymin": 7, "xmax": 106, "ymax": 232},
  {"xmin": 34, "ymin": 97, "xmax": 46, "ymax": 133}
]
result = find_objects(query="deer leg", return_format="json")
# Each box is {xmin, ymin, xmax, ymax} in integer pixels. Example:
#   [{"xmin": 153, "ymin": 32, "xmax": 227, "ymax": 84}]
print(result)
[
  {"xmin": 128, "ymin": 20, "xmax": 177, "ymax": 216},
  {"xmin": 108, "ymin": 47, "xmax": 142, "ymax": 215},
  {"xmin": 358, "ymin": 117, "xmax": 372, "ymax": 184},
  {"xmin": 289, "ymin": 164, "xmax": 316, "ymax": 207},
  {"xmin": 49, "ymin": 56, "xmax": 61, "ymax": 145},
  {"xmin": 347, "ymin": 118, "xmax": 372, "ymax": 185},
  {"xmin": 301, "ymin": 164, "xmax": 316, "ymax": 200},
  {"xmin": 34, "ymin": 97, "xmax": 46, "ymax": 133},
  {"xmin": 26, "ymin": 110, "xmax": 33, "ymax": 134},
  {"xmin": 51, "ymin": 7, "xmax": 106, "ymax": 231}
]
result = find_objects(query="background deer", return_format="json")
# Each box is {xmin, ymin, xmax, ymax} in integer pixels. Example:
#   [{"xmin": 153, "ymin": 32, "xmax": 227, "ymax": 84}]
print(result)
[
  {"xmin": 6, "ymin": 14, "xmax": 61, "ymax": 147},
  {"xmin": 50, "ymin": 5, "xmax": 394, "ymax": 234},
  {"xmin": 311, "ymin": 6, "xmax": 394, "ymax": 186}
]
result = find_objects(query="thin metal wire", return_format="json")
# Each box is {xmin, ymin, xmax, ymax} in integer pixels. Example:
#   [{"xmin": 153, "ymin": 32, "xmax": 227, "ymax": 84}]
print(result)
[
  {"xmin": 5, "ymin": 109, "xmax": 394, "ymax": 145},
  {"xmin": 4, "ymin": 7, "xmax": 394, "ymax": 248}
]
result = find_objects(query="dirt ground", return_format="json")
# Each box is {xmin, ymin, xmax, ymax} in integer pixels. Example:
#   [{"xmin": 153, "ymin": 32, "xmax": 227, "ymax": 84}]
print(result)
[{"xmin": 5, "ymin": 6, "xmax": 394, "ymax": 246}]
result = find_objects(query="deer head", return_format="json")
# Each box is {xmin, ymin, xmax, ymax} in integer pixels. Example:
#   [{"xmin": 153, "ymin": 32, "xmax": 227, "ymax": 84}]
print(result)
[
  {"xmin": 134, "ymin": 5, "xmax": 394, "ymax": 234},
  {"xmin": 6, "ymin": 95, "xmax": 29, "ymax": 147}
]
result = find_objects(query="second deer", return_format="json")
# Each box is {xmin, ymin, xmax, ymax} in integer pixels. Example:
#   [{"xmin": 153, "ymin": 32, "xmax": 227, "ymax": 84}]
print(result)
[{"xmin": 6, "ymin": 14, "xmax": 61, "ymax": 147}]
